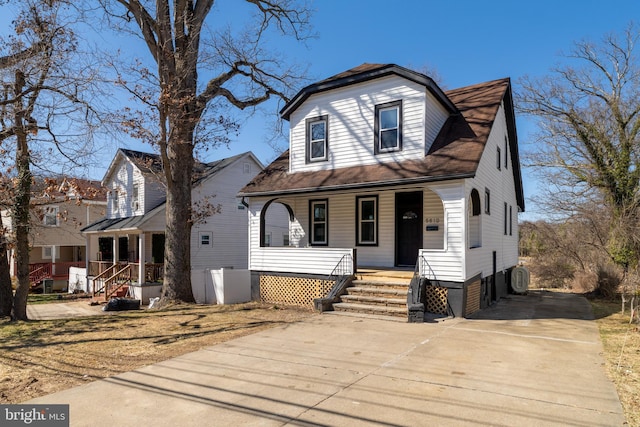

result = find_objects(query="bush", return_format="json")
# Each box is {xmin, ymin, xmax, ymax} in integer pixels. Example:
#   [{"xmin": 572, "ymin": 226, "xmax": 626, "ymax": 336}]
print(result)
[
  {"xmin": 571, "ymin": 271, "xmax": 597, "ymax": 293},
  {"xmin": 529, "ymin": 258, "xmax": 575, "ymax": 288},
  {"xmin": 594, "ymin": 263, "xmax": 622, "ymax": 299}
]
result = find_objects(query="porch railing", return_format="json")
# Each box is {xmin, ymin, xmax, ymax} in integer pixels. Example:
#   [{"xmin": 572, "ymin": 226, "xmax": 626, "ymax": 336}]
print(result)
[{"xmin": 28, "ymin": 261, "xmax": 84, "ymax": 286}]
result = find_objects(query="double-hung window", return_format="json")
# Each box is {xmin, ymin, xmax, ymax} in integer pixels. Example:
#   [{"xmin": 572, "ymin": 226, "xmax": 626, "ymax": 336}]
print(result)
[
  {"xmin": 306, "ymin": 115, "xmax": 328, "ymax": 163},
  {"xmin": 375, "ymin": 100, "xmax": 402, "ymax": 153},
  {"xmin": 309, "ymin": 199, "xmax": 328, "ymax": 245},
  {"xmin": 43, "ymin": 206, "xmax": 59, "ymax": 227},
  {"xmin": 356, "ymin": 196, "xmax": 378, "ymax": 245}
]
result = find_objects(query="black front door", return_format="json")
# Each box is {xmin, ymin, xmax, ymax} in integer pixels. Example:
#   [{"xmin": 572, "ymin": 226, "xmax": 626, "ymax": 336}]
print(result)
[
  {"xmin": 395, "ymin": 191, "xmax": 423, "ymax": 266},
  {"xmin": 152, "ymin": 234, "xmax": 165, "ymax": 263}
]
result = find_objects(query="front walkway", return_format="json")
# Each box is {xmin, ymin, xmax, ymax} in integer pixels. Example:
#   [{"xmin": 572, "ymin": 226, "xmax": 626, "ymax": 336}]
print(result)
[{"xmin": 27, "ymin": 291, "xmax": 624, "ymax": 426}]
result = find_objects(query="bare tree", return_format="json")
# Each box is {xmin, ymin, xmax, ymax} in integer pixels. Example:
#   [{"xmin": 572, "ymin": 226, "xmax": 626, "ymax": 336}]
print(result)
[
  {"xmin": 0, "ymin": 0, "xmax": 101, "ymax": 320},
  {"xmin": 517, "ymin": 24, "xmax": 640, "ymax": 321},
  {"xmin": 99, "ymin": 0, "xmax": 312, "ymax": 303}
]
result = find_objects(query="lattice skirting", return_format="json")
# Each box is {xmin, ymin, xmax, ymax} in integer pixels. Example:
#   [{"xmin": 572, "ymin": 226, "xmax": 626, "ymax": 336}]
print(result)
[
  {"xmin": 425, "ymin": 285, "xmax": 448, "ymax": 315},
  {"xmin": 465, "ymin": 280, "xmax": 481, "ymax": 316},
  {"xmin": 259, "ymin": 274, "xmax": 333, "ymax": 307}
]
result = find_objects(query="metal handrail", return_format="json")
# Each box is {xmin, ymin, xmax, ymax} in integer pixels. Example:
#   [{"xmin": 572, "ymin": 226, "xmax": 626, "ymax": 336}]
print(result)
[
  {"xmin": 315, "ymin": 254, "xmax": 355, "ymax": 312},
  {"xmin": 407, "ymin": 254, "xmax": 439, "ymax": 322}
]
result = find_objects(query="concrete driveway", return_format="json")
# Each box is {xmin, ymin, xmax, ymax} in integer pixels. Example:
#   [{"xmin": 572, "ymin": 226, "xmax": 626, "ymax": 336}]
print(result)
[{"xmin": 27, "ymin": 291, "xmax": 625, "ymax": 426}]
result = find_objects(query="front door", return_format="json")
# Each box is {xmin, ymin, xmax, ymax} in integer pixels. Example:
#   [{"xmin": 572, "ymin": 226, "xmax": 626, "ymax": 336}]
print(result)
[{"xmin": 395, "ymin": 191, "xmax": 423, "ymax": 266}]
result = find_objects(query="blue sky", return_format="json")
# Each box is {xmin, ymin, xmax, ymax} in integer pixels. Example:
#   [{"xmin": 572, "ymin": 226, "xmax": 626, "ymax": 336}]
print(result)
[{"xmin": 1, "ymin": 1, "xmax": 638, "ymax": 220}]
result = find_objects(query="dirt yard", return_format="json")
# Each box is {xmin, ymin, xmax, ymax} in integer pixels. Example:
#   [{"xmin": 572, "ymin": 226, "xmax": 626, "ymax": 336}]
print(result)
[{"xmin": 0, "ymin": 301, "xmax": 313, "ymax": 404}]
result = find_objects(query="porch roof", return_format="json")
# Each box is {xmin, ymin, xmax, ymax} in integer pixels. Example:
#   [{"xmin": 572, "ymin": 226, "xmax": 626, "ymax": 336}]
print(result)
[
  {"xmin": 81, "ymin": 202, "xmax": 165, "ymax": 234},
  {"xmin": 240, "ymin": 77, "xmax": 525, "ymax": 211}
]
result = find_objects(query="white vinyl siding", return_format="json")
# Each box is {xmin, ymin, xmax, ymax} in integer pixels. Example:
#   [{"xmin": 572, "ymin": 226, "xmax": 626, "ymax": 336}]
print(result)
[
  {"xmin": 464, "ymin": 103, "xmax": 520, "ymax": 279},
  {"xmin": 190, "ymin": 155, "xmax": 264, "ymax": 270},
  {"xmin": 248, "ymin": 181, "xmax": 466, "ymax": 281},
  {"xmin": 289, "ymin": 76, "xmax": 440, "ymax": 173}
]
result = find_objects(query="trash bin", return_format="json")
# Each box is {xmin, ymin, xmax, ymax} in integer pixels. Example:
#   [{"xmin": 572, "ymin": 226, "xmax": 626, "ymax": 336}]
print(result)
[{"xmin": 43, "ymin": 279, "xmax": 53, "ymax": 294}]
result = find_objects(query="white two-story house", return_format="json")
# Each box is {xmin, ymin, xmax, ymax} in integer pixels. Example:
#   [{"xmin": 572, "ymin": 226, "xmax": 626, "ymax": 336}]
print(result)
[
  {"xmin": 82, "ymin": 149, "xmax": 271, "ymax": 302},
  {"xmin": 239, "ymin": 64, "xmax": 525, "ymax": 320}
]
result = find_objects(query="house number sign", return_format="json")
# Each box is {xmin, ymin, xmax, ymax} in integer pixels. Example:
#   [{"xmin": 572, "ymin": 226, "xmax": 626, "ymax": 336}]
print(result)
[{"xmin": 425, "ymin": 217, "xmax": 440, "ymax": 232}]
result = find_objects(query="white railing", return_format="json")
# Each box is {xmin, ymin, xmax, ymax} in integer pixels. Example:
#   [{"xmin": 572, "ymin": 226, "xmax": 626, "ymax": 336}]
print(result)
[{"xmin": 250, "ymin": 247, "xmax": 355, "ymax": 276}]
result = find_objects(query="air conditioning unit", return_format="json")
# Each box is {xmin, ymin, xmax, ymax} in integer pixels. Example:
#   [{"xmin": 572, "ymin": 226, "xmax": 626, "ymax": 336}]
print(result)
[
  {"xmin": 511, "ymin": 266, "xmax": 530, "ymax": 294},
  {"xmin": 131, "ymin": 201, "xmax": 139, "ymax": 210}
]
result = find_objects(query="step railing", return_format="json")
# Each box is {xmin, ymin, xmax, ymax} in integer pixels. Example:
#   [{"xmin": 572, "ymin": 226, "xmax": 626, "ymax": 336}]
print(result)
[
  {"xmin": 314, "ymin": 253, "xmax": 355, "ymax": 312},
  {"xmin": 100, "ymin": 264, "xmax": 133, "ymax": 301},
  {"xmin": 407, "ymin": 255, "xmax": 434, "ymax": 322},
  {"xmin": 92, "ymin": 264, "xmax": 120, "ymax": 298}
]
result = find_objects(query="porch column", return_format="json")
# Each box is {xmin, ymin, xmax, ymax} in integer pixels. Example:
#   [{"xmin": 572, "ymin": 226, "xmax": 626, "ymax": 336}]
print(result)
[
  {"xmin": 112, "ymin": 235, "xmax": 118, "ymax": 266},
  {"xmin": 138, "ymin": 233, "xmax": 145, "ymax": 284},
  {"xmin": 85, "ymin": 235, "xmax": 91, "ymax": 272},
  {"xmin": 51, "ymin": 245, "xmax": 56, "ymax": 275}
]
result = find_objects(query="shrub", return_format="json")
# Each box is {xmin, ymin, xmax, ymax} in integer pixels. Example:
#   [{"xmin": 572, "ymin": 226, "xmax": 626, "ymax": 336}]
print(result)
[{"xmin": 595, "ymin": 263, "xmax": 622, "ymax": 299}]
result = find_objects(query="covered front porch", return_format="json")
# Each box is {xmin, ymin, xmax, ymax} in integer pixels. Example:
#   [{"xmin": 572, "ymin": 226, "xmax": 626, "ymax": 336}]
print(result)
[{"xmin": 83, "ymin": 217, "xmax": 167, "ymax": 302}]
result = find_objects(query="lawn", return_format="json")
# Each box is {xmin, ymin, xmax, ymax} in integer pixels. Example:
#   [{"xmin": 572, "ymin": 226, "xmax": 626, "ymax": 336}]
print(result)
[
  {"xmin": 0, "ymin": 301, "xmax": 313, "ymax": 404},
  {"xmin": 590, "ymin": 298, "xmax": 640, "ymax": 427}
]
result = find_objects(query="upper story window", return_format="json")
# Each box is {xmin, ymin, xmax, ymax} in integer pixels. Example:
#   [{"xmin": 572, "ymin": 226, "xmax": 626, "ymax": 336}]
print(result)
[
  {"xmin": 309, "ymin": 199, "xmax": 328, "ymax": 245},
  {"xmin": 112, "ymin": 190, "xmax": 119, "ymax": 212},
  {"xmin": 375, "ymin": 100, "xmax": 402, "ymax": 154},
  {"xmin": 496, "ymin": 147, "xmax": 502, "ymax": 170},
  {"xmin": 306, "ymin": 115, "xmax": 328, "ymax": 163},
  {"xmin": 43, "ymin": 206, "xmax": 59, "ymax": 227},
  {"xmin": 131, "ymin": 184, "xmax": 140, "ymax": 211}
]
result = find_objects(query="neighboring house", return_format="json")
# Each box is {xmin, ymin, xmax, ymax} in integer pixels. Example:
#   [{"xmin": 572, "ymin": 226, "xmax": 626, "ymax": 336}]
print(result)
[
  {"xmin": 239, "ymin": 63, "xmax": 525, "ymax": 320},
  {"xmin": 1, "ymin": 178, "xmax": 107, "ymax": 291},
  {"xmin": 82, "ymin": 149, "xmax": 271, "ymax": 302}
]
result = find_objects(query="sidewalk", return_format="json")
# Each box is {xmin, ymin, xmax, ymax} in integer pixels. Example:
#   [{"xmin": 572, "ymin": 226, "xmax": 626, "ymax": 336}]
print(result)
[{"xmin": 28, "ymin": 291, "xmax": 625, "ymax": 426}]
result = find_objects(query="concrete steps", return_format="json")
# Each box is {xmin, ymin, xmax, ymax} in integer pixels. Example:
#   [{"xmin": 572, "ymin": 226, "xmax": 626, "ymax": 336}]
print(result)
[{"xmin": 332, "ymin": 272, "xmax": 410, "ymax": 319}]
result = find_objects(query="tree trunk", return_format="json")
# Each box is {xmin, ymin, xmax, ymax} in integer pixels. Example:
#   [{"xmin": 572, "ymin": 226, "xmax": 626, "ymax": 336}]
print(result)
[
  {"xmin": 0, "ymin": 234, "xmax": 12, "ymax": 317},
  {"xmin": 160, "ymin": 133, "xmax": 195, "ymax": 303},
  {"xmin": 11, "ymin": 70, "xmax": 31, "ymax": 321}
]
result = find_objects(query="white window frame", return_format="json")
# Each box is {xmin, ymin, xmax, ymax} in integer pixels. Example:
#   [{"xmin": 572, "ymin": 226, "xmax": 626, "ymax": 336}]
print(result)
[
  {"xmin": 42, "ymin": 246, "xmax": 58, "ymax": 259},
  {"xmin": 199, "ymin": 232, "xmax": 212, "ymax": 247},
  {"xmin": 306, "ymin": 115, "xmax": 328, "ymax": 163},
  {"xmin": 131, "ymin": 184, "xmax": 140, "ymax": 211},
  {"xmin": 43, "ymin": 206, "xmax": 59, "ymax": 227},
  {"xmin": 375, "ymin": 101, "xmax": 402, "ymax": 153}
]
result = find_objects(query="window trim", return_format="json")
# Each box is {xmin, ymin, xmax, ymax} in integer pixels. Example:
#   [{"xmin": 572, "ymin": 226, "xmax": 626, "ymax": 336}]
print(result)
[
  {"xmin": 374, "ymin": 100, "xmax": 403, "ymax": 154},
  {"xmin": 484, "ymin": 188, "xmax": 491, "ymax": 215},
  {"xmin": 504, "ymin": 202, "xmax": 508, "ymax": 235},
  {"xmin": 309, "ymin": 199, "xmax": 328, "ymax": 246},
  {"xmin": 305, "ymin": 115, "xmax": 328, "ymax": 163},
  {"xmin": 509, "ymin": 205, "xmax": 513, "ymax": 236},
  {"xmin": 497, "ymin": 147, "xmax": 502, "ymax": 170},
  {"xmin": 356, "ymin": 195, "xmax": 378, "ymax": 246},
  {"xmin": 42, "ymin": 246, "xmax": 58, "ymax": 259},
  {"xmin": 199, "ymin": 232, "xmax": 212, "ymax": 247},
  {"xmin": 504, "ymin": 136, "xmax": 509, "ymax": 169},
  {"xmin": 43, "ymin": 206, "xmax": 59, "ymax": 227}
]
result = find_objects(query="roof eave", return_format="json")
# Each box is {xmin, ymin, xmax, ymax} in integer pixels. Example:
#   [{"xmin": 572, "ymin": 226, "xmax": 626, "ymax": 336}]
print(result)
[{"xmin": 239, "ymin": 172, "xmax": 475, "ymax": 198}]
